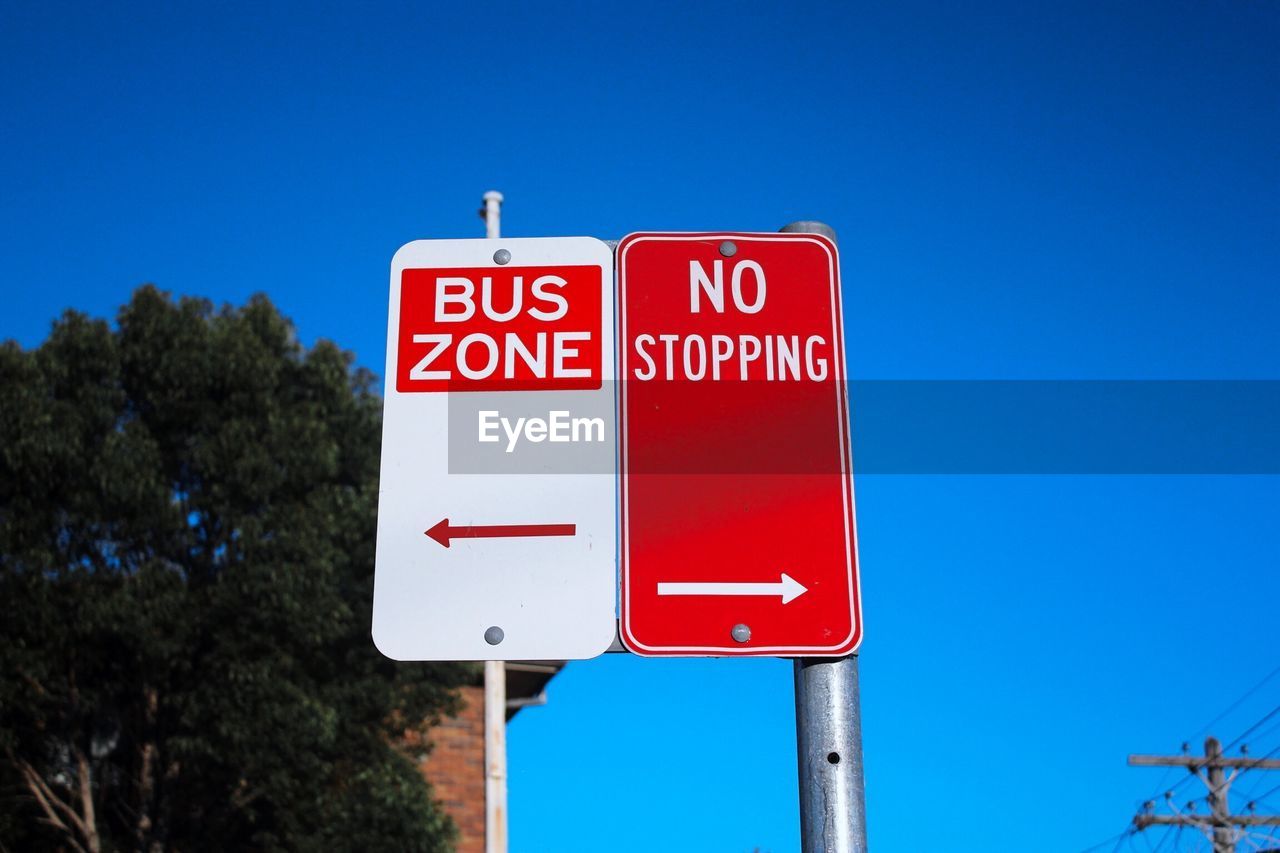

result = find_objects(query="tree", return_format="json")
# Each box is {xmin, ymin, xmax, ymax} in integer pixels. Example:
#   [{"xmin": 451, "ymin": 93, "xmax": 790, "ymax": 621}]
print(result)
[{"xmin": 0, "ymin": 287, "xmax": 472, "ymax": 852}]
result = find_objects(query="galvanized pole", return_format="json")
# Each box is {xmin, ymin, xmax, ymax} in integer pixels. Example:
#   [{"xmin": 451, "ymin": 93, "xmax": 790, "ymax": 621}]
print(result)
[
  {"xmin": 793, "ymin": 657, "xmax": 866, "ymax": 852},
  {"xmin": 781, "ymin": 220, "xmax": 868, "ymax": 853},
  {"xmin": 482, "ymin": 190, "xmax": 508, "ymax": 853}
]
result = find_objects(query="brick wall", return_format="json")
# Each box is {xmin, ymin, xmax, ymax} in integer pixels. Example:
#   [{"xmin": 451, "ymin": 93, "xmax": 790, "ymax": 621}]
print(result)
[{"xmin": 418, "ymin": 684, "xmax": 486, "ymax": 853}]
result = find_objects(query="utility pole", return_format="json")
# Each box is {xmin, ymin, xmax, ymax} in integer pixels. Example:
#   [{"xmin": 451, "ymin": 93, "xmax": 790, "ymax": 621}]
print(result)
[
  {"xmin": 480, "ymin": 189, "xmax": 508, "ymax": 853},
  {"xmin": 1129, "ymin": 736, "xmax": 1280, "ymax": 852},
  {"xmin": 781, "ymin": 220, "xmax": 868, "ymax": 853},
  {"xmin": 1207, "ymin": 738, "xmax": 1233, "ymax": 853}
]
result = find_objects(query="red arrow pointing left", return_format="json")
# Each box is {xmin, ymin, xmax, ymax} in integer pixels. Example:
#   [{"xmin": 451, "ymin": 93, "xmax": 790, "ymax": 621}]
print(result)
[{"xmin": 425, "ymin": 518, "xmax": 576, "ymax": 549}]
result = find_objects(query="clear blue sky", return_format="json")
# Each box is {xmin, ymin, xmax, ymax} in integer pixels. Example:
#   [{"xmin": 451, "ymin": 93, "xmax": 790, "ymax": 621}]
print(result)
[{"xmin": 3, "ymin": 2, "xmax": 1278, "ymax": 850}]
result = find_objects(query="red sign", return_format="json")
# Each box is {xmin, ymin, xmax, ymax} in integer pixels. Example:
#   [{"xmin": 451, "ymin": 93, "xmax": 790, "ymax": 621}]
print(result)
[
  {"xmin": 396, "ymin": 264, "xmax": 602, "ymax": 392},
  {"xmin": 617, "ymin": 232, "xmax": 861, "ymax": 656}
]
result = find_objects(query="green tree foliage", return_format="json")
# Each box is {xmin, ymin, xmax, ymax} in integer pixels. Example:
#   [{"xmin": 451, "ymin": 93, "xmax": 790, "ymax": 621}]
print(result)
[{"xmin": 0, "ymin": 287, "xmax": 472, "ymax": 852}]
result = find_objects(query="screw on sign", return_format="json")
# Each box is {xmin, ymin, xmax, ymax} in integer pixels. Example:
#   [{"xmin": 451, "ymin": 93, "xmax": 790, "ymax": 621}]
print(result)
[{"xmin": 617, "ymin": 232, "xmax": 861, "ymax": 657}]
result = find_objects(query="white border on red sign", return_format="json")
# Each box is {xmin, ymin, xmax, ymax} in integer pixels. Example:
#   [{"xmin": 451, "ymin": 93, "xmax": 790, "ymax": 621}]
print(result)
[{"xmin": 616, "ymin": 232, "xmax": 863, "ymax": 656}]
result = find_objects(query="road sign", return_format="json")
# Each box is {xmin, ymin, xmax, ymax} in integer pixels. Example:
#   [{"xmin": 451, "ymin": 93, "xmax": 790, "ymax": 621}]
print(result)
[
  {"xmin": 617, "ymin": 232, "xmax": 861, "ymax": 656},
  {"xmin": 373, "ymin": 237, "xmax": 617, "ymax": 661}
]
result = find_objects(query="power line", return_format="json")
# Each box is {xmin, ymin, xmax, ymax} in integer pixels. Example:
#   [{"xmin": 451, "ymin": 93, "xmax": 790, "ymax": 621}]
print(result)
[
  {"xmin": 1078, "ymin": 826, "xmax": 1134, "ymax": 853},
  {"xmin": 1119, "ymin": 667, "xmax": 1280, "ymax": 852},
  {"xmin": 1241, "ymin": 720, "xmax": 1280, "ymax": 757},
  {"xmin": 1241, "ymin": 780, "xmax": 1280, "ymax": 811},
  {"xmin": 1236, "ymin": 718, "xmax": 1280, "ymax": 760},
  {"xmin": 1233, "ymin": 744, "xmax": 1280, "ymax": 810},
  {"xmin": 1201, "ymin": 666, "xmax": 1280, "ymax": 743},
  {"xmin": 1129, "ymin": 736, "xmax": 1280, "ymax": 853},
  {"xmin": 1144, "ymin": 665, "xmax": 1280, "ymax": 805},
  {"xmin": 1227, "ymin": 705, "xmax": 1280, "ymax": 753},
  {"xmin": 1151, "ymin": 701, "xmax": 1280, "ymax": 810}
]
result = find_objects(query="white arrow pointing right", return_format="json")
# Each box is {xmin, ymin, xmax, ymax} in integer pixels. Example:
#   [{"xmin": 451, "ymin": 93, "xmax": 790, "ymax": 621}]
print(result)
[{"xmin": 656, "ymin": 572, "xmax": 808, "ymax": 604}]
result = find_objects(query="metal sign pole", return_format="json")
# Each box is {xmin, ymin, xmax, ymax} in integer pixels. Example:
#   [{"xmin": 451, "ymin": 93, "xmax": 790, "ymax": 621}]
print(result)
[
  {"xmin": 780, "ymin": 220, "xmax": 867, "ymax": 853},
  {"xmin": 483, "ymin": 659, "xmax": 507, "ymax": 853},
  {"xmin": 793, "ymin": 657, "xmax": 866, "ymax": 852},
  {"xmin": 482, "ymin": 190, "xmax": 508, "ymax": 853}
]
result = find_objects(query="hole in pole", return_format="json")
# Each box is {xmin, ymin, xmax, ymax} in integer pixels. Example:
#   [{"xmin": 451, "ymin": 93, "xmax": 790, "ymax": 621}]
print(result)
[{"xmin": 827, "ymin": 752, "xmax": 840, "ymax": 765}]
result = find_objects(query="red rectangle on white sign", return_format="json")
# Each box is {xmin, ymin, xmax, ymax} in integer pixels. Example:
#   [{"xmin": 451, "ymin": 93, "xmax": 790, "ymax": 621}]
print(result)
[{"xmin": 396, "ymin": 264, "xmax": 603, "ymax": 392}]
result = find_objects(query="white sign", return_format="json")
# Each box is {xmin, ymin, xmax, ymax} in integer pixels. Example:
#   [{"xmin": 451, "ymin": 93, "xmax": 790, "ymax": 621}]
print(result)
[{"xmin": 373, "ymin": 237, "xmax": 617, "ymax": 661}]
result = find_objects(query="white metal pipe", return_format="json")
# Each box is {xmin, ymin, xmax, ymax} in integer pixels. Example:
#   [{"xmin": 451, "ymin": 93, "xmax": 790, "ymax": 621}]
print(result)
[
  {"xmin": 481, "ymin": 189, "xmax": 507, "ymax": 853},
  {"xmin": 483, "ymin": 658, "xmax": 507, "ymax": 853},
  {"xmin": 482, "ymin": 190, "xmax": 504, "ymax": 240}
]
